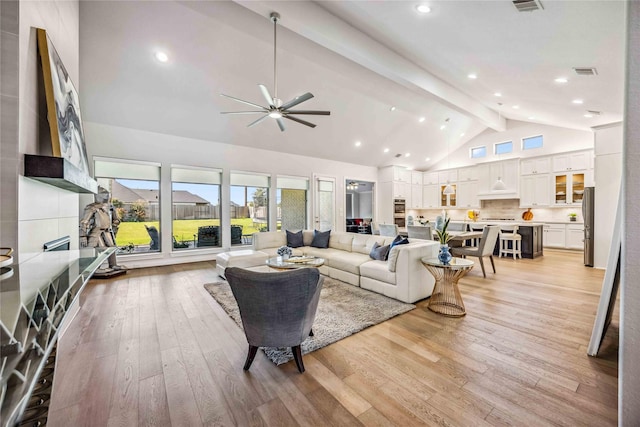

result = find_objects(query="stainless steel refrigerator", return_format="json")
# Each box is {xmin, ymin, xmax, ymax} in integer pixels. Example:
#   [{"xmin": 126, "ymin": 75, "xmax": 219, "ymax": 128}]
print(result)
[{"xmin": 582, "ymin": 187, "xmax": 595, "ymax": 266}]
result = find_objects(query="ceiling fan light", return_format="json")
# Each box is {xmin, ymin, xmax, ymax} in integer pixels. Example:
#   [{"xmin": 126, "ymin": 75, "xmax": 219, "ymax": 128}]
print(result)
[
  {"xmin": 269, "ymin": 111, "xmax": 282, "ymax": 119},
  {"xmin": 492, "ymin": 177, "xmax": 507, "ymax": 191}
]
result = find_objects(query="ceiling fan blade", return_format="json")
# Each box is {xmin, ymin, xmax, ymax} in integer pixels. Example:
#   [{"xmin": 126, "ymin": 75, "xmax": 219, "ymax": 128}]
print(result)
[
  {"xmin": 258, "ymin": 84, "xmax": 275, "ymax": 108},
  {"xmin": 220, "ymin": 93, "xmax": 267, "ymax": 110},
  {"xmin": 221, "ymin": 111, "xmax": 269, "ymax": 115},
  {"xmin": 247, "ymin": 114, "xmax": 270, "ymax": 128},
  {"xmin": 280, "ymin": 92, "xmax": 314, "ymax": 110},
  {"xmin": 284, "ymin": 114, "xmax": 316, "ymax": 128},
  {"xmin": 276, "ymin": 118, "xmax": 285, "ymax": 132},
  {"xmin": 284, "ymin": 110, "xmax": 331, "ymax": 116}
]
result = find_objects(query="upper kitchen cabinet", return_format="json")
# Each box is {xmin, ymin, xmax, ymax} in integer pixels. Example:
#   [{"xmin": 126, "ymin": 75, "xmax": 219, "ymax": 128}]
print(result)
[
  {"xmin": 393, "ymin": 181, "xmax": 411, "ymax": 201},
  {"xmin": 554, "ymin": 170, "xmax": 591, "ymax": 205},
  {"xmin": 438, "ymin": 169, "xmax": 458, "ymax": 184},
  {"xmin": 409, "ymin": 184, "xmax": 423, "ymax": 209},
  {"xmin": 457, "ymin": 180, "xmax": 480, "ymax": 208},
  {"xmin": 422, "ymin": 184, "xmax": 440, "ymax": 208},
  {"xmin": 379, "ymin": 165, "xmax": 411, "ymax": 183},
  {"xmin": 520, "ymin": 174, "xmax": 551, "ymax": 207},
  {"xmin": 552, "ymin": 151, "xmax": 590, "ymax": 172},
  {"xmin": 521, "ymin": 157, "xmax": 551, "ymax": 175},
  {"xmin": 440, "ymin": 184, "xmax": 457, "ymax": 207},
  {"xmin": 423, "ymin": 172, "xmax": 439, "ymax": 185},
  {"xmin": 458, "ymin": 166, "xmax": 478, "ymax": 182},
  {"xmin": 411, "ymin": 171, "xmax": 423, "ymax": 185},
  {"xmin": 477, "ymin": 159, "xmax": 519, "ymax": 199}
]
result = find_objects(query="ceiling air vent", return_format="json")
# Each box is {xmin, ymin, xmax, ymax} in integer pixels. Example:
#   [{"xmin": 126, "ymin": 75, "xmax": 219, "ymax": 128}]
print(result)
[
  {"xmin": 512, "ymin": 0, "xmax": 543, "ymax": 12},
  {"xmin": 573, "ymin": 67, "xmax": 598, "ymax": 76},
  {"xmin": 587, "ymin": 110, "xmax": 602, "ymax": 116},
  {"xmin": 394, "ymin": 154, "xmax": 402, "ymax": 158}
]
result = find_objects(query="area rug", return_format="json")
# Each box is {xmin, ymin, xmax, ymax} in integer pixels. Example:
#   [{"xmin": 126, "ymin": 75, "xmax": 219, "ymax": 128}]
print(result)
[{"xmin": 204, "ymin": 277, "xmax": 415, "ymax": 365}]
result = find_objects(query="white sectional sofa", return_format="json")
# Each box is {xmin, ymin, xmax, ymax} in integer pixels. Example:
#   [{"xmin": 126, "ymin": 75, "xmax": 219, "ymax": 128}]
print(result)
[{"xmin": 247, "ymin": 230, "xmax": 439, "ymax": 303}]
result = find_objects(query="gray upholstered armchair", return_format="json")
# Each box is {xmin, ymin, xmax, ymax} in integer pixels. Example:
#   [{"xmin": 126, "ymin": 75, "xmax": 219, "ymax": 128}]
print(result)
[
  {"xmin": 407, "ymin": 225, "xmax": 433, "ymax": 240},
  {"xmin": 225, "ymin": 267, "xmax": 324, "ymax": 373},
  {"xmin": 451, "ymin": 225, "xmax": 501, "ymax": 278}
]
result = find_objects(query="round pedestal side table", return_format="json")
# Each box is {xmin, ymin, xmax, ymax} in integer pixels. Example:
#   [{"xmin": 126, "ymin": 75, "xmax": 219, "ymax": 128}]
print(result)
[{"xmin": 421, "ymin": 257, "xmax": 474, "ymax": 317}]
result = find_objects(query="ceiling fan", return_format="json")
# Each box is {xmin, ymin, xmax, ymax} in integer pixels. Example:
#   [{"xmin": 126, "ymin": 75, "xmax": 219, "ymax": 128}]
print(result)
[{"xmin": 220, "ymin": 12, "xmax": 330, "ymax": 131}]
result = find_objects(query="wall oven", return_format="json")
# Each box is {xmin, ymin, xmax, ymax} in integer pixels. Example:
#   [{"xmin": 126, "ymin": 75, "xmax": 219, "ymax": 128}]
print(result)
[
  {"xmin": 393, "ymin": 216, "xmax": 405, "ymax": 228},
  {"xmin": 394, "ymin": 199, "xmax": 406, "ymax": 215}
]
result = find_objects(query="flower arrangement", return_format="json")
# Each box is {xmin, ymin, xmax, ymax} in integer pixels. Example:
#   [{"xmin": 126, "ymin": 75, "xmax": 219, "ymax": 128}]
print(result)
[
  {"xmin": 277, "ymin": 245, "xmax": 293, "ymax": 258},
  {"xmin": 436, "ymin": 217, "xmax": 452, "ymax": 245}
]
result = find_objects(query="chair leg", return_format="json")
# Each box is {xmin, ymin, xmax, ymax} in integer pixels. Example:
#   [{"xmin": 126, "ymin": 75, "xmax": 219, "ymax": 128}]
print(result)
[
  {"xmin": 490, "ymin": 255, "xmax": 496, "ymax": 273},
  {"xmin": 479, "ymin": 257, "xmax": 487, "ymax": 278},
  {"xmin": 292, "ymin": 345, "xmax": 305, "ymax": 373},
  {"xmin": 243, "ymin": 345, "xmax": 259, "ymax": 371}
]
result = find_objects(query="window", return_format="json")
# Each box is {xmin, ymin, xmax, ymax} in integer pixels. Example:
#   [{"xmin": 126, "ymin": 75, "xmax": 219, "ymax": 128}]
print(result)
[
  {"xmin": 171, "ymin": 166, "xmax": 222, "ymax": 251},
  {"xmin": 277, "ymin": 176, "xmax": 309, "ymax": 232},
  {"xmin": 230, "ymin": 172, "xmax": 270, "ymax": 246},
  {"xmin": 523, "ymin": 135, "xmax": 543, "ymax": 150},
  {"xmin": 94, "ymin": 158, "xmax": 161, "ymax": 253},
  {"xmin": 495, "ymin": 141, "xmax": 513, "ymax": 155},
  {"xmin": 470, "ymin": 146, "xmax": 487, "ymax": 158}
]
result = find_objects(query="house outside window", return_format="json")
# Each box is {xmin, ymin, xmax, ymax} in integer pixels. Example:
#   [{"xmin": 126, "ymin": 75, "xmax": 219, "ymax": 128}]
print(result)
[
  {"xmin": 171, "ymin": 166, "xmax": 222, "ymax": 251},
  {"xmin": 230, "ymin": 172, "xmax": 270, "ymax": 246},
  {"xmin": 277, "ymin": 176, "xmax": 309, "ymax": 232},
  {"xmin": 94, "ymin": 158, "xmax": 161, "ymax": 254}
]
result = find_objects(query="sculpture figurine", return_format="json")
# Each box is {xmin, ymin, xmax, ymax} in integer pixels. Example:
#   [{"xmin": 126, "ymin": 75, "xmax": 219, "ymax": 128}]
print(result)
[{"xmin": 80, "ymin": 186, "xmax": 126, "ymax": 277}]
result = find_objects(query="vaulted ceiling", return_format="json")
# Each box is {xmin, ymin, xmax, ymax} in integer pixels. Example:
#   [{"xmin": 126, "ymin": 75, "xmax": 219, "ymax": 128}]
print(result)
[{"xmin": 79, "ymin": 0, "xmax": 625, "ymax": 170}]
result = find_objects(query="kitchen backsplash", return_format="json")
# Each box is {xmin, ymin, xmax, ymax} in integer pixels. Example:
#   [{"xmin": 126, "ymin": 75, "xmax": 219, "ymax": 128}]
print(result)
[{"xmin": 409, "ymin": 199, "xmax": 584, "ymax": 223}]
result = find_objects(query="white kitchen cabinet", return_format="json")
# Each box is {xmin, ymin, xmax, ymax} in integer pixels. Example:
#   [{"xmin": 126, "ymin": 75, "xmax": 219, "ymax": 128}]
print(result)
[
  {"xmin": 521, "ymin": 157, "xmax": 551, "ymax": 175},
  {"xmin": 393, "ymin": 182, "xmax": 411, "ymax": 201},
  {"xmin": 422, "ymin": 184, "xmax": 440, "ymax": 208},
  {"xmin": 566, "ymin": 224, "xmax": 585, "ymax": 250},
  {"xmin": 520, "ymin": 174, "xmax": 550, "ymax": 207},
  {"xmin": 440, "ymin": 184, "xmax": 457, "ymax": 207},
  {"xmin": 394, "ymin": 168, "xmax": 411, "ymax": 183},
  {"xmin": 543, "ymin": 224, "xmax": 566, "ymax": 248},
  {"xmin": 423, "ymin": 172, "xmax": 439, "ymax": 185},
  {"xmin": 553, "ymin": 170, "xmax": 590, "ymax": 205},
  {"xmin": 458, "ymin": 166, "xmax": 478, "ymax": 182},
  {"xmin": 410, "ymin": 184, "xmax": 422, "ymax": 209},
  {"xmin": 457, "ymin": 180, "xmax": 479, "ymax": 208},
  {"xmin": 411, "ymin": 171, "xmax": 423, "ymax": 185},
  {"xmin": 552, "ymin": 151, "xmax": 590, "ymax": 172},
  {"xmin": 438, "ymin": 169, "xmax": 458, "ymax": 184}
]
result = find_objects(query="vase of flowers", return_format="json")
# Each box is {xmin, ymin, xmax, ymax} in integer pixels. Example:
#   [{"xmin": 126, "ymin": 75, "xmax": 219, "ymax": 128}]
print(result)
[
  {"xmin": 277, "ymin": 245, "xmax": 293, "ymax": 259},
  {"xmin": 436, "ymin": 217, "xmax": 453, "ymax": 264}
]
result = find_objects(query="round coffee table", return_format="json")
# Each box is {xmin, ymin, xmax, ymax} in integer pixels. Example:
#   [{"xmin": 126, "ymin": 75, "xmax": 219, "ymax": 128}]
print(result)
[
  {"xmin": 266, "ymin": 256, "xmax": 325, "ymax": 270},
  {"xmin": 421, "ymin": 257, "xmax": 474, "ymax": 317}
]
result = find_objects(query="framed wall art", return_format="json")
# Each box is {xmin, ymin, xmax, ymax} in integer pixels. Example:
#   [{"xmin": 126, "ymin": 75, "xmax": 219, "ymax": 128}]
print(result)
[{"xmin": 36, "ymin": 28, "xmax": 90, "ymax": 176}]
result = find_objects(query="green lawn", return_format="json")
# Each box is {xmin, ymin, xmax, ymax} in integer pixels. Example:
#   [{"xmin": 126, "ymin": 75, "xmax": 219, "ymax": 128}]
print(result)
[{"xmin": 115, "ymin": 218, "xmax": 269, "ymax": 247}]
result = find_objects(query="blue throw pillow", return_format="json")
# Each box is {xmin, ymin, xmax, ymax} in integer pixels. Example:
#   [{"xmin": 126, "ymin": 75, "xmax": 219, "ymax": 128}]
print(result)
[
  {"xmin": 286, "ymin": 230, "xmax": 304, "ymax": 248},
  {"xmin": 310, "ymin": 230, "xmax": 331, "ymax": 248},
  {"xmin": 390, "ymin": 235, "xmax": 409, "ymax": 250},
  {"xmin": 369, "ymin": 242, "xmax": 390, "ymax": 261}
]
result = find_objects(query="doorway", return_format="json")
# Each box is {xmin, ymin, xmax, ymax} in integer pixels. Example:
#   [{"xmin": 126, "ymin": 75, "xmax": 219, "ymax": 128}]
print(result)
[{"xmin": 345, "ymin": 179, "xmax": 374, "ymax": 234}]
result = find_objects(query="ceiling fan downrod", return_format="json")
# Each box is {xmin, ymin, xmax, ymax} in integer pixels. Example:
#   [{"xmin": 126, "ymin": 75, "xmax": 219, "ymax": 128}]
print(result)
[{"xmin": 271, "ymin": 12, "xmax": 280, "ymax": 102}]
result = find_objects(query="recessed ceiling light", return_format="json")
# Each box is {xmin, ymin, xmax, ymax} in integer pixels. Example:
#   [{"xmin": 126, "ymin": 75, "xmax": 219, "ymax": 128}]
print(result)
[
  {"xmin": 584, "ymin": 113, "xmax": 594, "ymax": 118},
  {"xmin": 383, "ymin": 148, "xmax": 390, "ymax": 153},
  {"xmin": 528, "ymin": 116, "xmax": 536, "ymax": 120},
  {"xmin": 419, "ymin": 117, "xmax": 426, "ymax": 123},
  {"xmin": 416, "ymin": 4, "xmax": 431, "ymax": 14},
  {"xmin": 155, "ymin": 51, "xmax": 169, "ymax": 63},
  {"xmin": 512, "ymin": 105, "xmax": 520, "ymax": 109},
  {"xmin": 555, "ymin": 77, "xmax": 568, "ymax": 83},
  {"xmin": 467, "ymin": 73, "xmax": 477, "ymax": 79},
  {"xmin": 355, "ymin": 141, "xmax": 361, "ymax": 147},
  {"xmin": 425, "ymin": 157, "xmax": 431, "ymax": 161},
  {"xmin": 405, "ymin": 153, "xmax": 411, "ymax": 157},
  {"xmin": 440, "ymin": 125, "xmax": 446, "ymax": 130},
  {"xmin": 494, "ymin": 92, "xmax": 502, "ymax": 97},
  {"xmin": 572, "ymin": 99, "xmax": 584, "ymax": 104},
  {"xmin": 460, "ymin": 133, "xmax": 465, "ymax": 137},
  {"xmin": 390, "ymin": 106, "xmax": 396, "ymax": 111}
]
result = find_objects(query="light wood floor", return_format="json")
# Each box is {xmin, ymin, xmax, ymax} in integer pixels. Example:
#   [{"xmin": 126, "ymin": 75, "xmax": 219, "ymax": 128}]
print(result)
[{"xmin": 48, "ymin": 250, "xmax": 618, "ymax": 426}]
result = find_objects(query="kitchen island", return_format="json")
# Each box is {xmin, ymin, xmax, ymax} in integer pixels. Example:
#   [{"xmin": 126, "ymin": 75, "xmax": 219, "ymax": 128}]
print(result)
[{"xmin": 476, "ymin": 221, "xmax": 544, "ymax": 259}]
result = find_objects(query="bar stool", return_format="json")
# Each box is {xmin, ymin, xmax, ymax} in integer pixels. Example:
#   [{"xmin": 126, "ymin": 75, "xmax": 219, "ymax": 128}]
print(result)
[
  {"xmin": 499, "ymin": 225, "xmax": 522, "ymax": 259},
  {"xmin": 468, "ymin": 223, "xmax": 485, "ymax": 247}
]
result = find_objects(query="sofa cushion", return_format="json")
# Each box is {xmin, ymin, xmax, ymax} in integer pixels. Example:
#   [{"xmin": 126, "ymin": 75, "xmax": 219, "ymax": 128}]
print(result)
[
  {"xmin": 390, "ymin": 235, "xmax": 409, "ymax": 251},
  {"xmin": 352, "ymin": 234, "xmax": 387, "ymax": 255},
  {"xmin": 329, "ymin": 232, "xmax": 354, "ymax": 252},
  {"xmin": 253, "ymin": 231, "xmax": 286, "ymax": 251},
  {"xmin": 370, "ymin": 242, "xmax": 390, "ymax": 261},
  {"xmin": 311, "ymin": 230, "xmax": 331, "ymax": 248},
  {"xmin": 303, "ymin": 246, "xmax": 343, "ymax": 261},
  {"xmin": 286, "ymin": 230, "xmax": 304, "ymax": 248},
  {"xmin": 360, "ymin": 260, "xmax": 397, "ymax": 285},
  {"xmin": 328, "ymin": 252, "xmax": 371, "ymax": 275}
]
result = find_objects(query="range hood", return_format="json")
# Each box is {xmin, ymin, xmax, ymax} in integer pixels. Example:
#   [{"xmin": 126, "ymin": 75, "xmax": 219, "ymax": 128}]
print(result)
[{"xmin": 477, "ymin": 191, "xmax": 519, "ymax": 200}]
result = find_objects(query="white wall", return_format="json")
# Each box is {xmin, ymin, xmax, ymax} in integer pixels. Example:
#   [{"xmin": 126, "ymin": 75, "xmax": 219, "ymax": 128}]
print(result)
[
  {"xmin": 430, "ymin": 119, "xmax": 594, "ymax": 171},
  {"xmin": 593, "ymin": 122, "xmax": 623, "ymax": 269},
  {"xmin": 83, "ymin": 121, "xmax": 378, "ymax": 267},
  {"xmin": 18, "ymin": 0, "xmax": 81, "ymax": 263}
]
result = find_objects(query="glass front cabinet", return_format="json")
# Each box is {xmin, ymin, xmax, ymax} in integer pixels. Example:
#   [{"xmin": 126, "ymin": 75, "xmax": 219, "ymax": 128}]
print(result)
[
  {"xmin": 554, "ymin": 172, "xmax": 586, "ymax": 205},
  {"xmin": 440, "ymin": 184, "xmax": 457, "ymax": 207}
]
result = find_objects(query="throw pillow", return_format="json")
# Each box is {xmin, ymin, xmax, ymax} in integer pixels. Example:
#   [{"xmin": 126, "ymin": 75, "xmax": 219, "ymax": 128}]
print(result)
[
  {"xmin": 310, "ymin": 230, "xmax": 331, "ymax": 248},
  {"xmin": 369, "ymin": 242, "xmax": 390, "ymax": 261},
  {"xmin": 286, "ymin": 230, "xmax": 304, "ymax": 248},
  {"xmin": 390, "ymin": 235, "xmax": 409, "ymax": 250}
]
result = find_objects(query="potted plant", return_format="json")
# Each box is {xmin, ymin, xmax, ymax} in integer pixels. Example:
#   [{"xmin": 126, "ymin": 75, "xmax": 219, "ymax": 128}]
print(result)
[
  {"xmin": 435, "ymin": 217, "xmax": 453, "ymax": 264},
  {"xmin": 568, "ymin": 213, "xmax": 577, "ymax": 222}
]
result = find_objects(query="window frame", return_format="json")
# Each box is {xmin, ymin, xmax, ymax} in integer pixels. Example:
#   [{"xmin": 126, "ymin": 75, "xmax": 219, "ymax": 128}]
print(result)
[
  {"xmin": 494, "ymin": 140, "xmax": 513, "ymax": 155},
  {"xmin": 470, "ymin": 146, "xmax": 487, "ymax": 159},
  {"xmin": 522, "ymin": 135, "xmax": 544, "ymax": 150}
]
